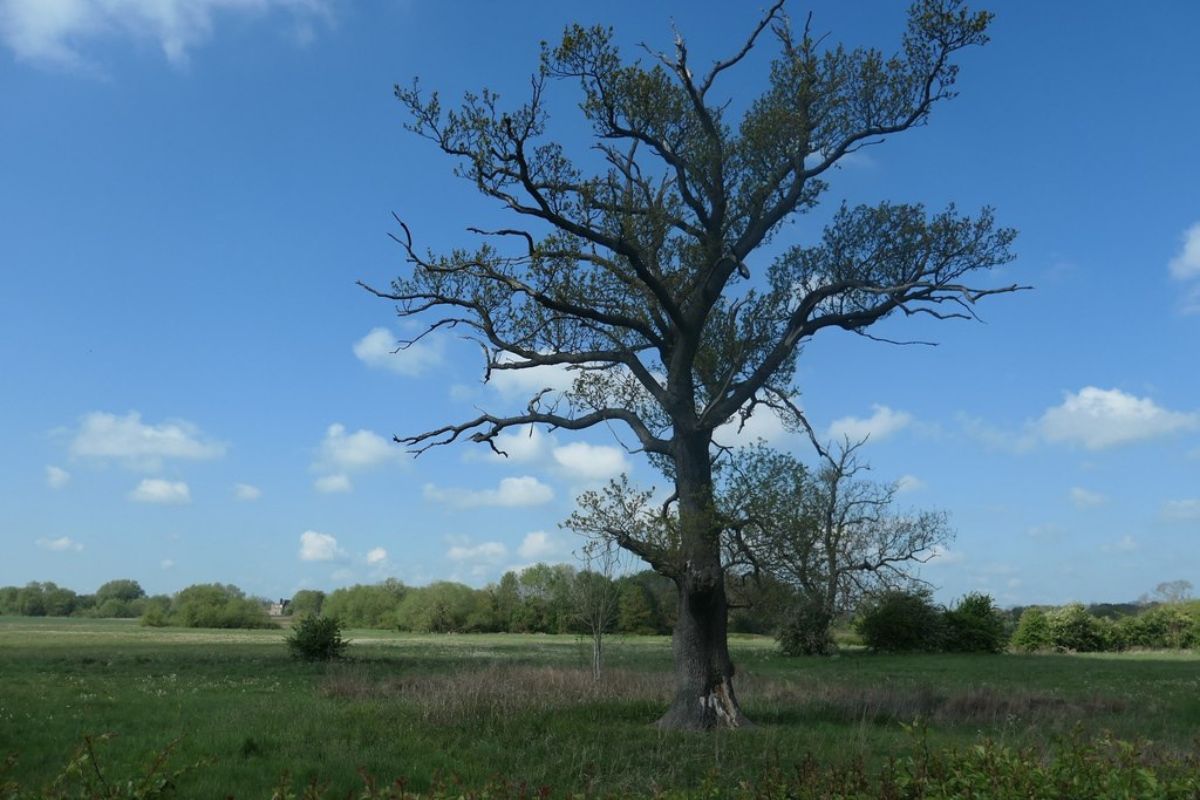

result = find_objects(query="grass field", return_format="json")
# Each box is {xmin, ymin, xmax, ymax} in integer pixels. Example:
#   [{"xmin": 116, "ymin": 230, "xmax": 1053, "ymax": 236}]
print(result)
[{"xmin": 1, "ymin": 617, "xmax": 1198, "ymax": 797}]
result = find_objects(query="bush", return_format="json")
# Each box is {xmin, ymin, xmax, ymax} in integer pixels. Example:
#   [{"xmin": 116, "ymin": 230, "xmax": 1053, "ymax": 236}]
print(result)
[
  {"xmin": 286, "ymin": 615, "xmax": 348, "ymax": 661},
  {"xmin": 1119, "ymin": 606, "xmax": 1198, "ymax": 649},
  {"xmin": 777, "ymin": 596, "xmax": 834, "ymax": 656},
  {"xmin": 855, "ymin": 589, "xmax": 943, "ymax": 652},
  {"xmin": 1011, "ymin": 607, "xmax": 1052, "ymax": 652},
  {"xmin": 1046, "ymin": 603, "xmax": 1109, "ymax": 652},
  {"xmin": 143, "ymin": 583, "xmax": 275, "ymax": 629},
  {"xmin": 942, "ymin": 592, "xmax": 1007, "ymax": 653}
]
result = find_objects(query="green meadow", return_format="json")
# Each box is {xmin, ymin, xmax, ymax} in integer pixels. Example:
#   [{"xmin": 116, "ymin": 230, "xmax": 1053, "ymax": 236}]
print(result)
[{"xmin": 2, "ymin": 617, "xmax": 1199, "ymax": 797}]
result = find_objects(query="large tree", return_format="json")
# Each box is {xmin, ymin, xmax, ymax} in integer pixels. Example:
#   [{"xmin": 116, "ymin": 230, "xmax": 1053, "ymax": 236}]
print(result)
[{"xmin": 364, "ymin": 0, "xmax": 1019, "ymax": 729}]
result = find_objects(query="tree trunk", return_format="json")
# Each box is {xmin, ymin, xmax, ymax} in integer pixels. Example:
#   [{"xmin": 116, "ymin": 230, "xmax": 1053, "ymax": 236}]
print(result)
[
  {"xmin": 592, "ymin": 629, "xmax": 603, "ymax": 681},
  {"xmin": 655, "ymin": 432, "xmax": 750, "ymax": 730}
]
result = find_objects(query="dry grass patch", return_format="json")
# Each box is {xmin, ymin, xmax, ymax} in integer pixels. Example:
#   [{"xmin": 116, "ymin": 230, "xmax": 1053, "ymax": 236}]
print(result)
[
  {"xmin": 320, "ymin": 663, "xmax": 1128, "ymax": 729},
  {"xmin": 321, "ymin": 664, "xmax": 672, "ymax": 723},
  {"xmin": 740, "ymin": 673, "xmax": 1127, "ymax": 726}
]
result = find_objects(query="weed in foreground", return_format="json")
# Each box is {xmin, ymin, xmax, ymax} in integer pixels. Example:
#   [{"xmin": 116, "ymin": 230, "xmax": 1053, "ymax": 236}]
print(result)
[{"xmin": 4, "ymin": 727, "xmax": 1199, "ymax": 799}]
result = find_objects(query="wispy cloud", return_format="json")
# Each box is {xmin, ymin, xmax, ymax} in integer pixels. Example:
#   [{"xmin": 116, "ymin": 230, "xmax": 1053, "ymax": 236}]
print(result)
[
  {"xmin": 313, "ymin": 474, "xmax": 352, "ymax": 494},
  {"xmin": 446, "ymin": 539, "xmax": 508, "ymax": 577},
  {"xmin": 1168, "ymin": 222, "xmax": 1200, "ymax": 280},
  {"xmin": 1101, "ymin": 534, "xmax": 1138, "ymax": 553},
  {"xmin": 45, "ymin": 465, "xmax": 70, "ymax": 489},
  {"xmin": 827, "ymin": 405, "xmax": 912, "ymax": 444},
  {"xmin": 0, "ymin": 0, "xmax": 333, "ymax": 71},
  {"xmin": 1068, "ymin": 487, "xmax": 1107, "ymax": 509},
  {"xmin": 517, "ymin": 530, "xmax": 572, "ymax": 560},
  {"xmin": 70, "ymin": 411, "xmax": 225, "ymax": 470},
  {"xmin": 424, "ymin": 476, "xmax": 554, "ymax": 509},
  {"xmin": 353, "ymin": 327, "xmax": 444, "ymax": 377},
  {"xmin": 36, "ymin": 536, "xmax": 83, "ymax": 552},
  {"xmin": 1162, "ymin": 499, "xmax": 1200, "ymax": 521},
  {"xmin": 233, "ymin": 483, "xmax": 262, "ymax": 501},
  {"xmin": 129, "ymin": 478, "xmax": 191, "ymax": 504}
]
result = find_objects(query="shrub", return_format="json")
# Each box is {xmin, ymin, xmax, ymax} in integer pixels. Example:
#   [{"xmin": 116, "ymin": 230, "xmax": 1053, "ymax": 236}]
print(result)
[
  {"xmin": 286, "ymin": 615, "xmax": 348, "ymax": 661},
  {"xmin": 855, "ymin": 589, "xmax": 943, "ymax": 652},
  {"xmin": 1011, "ymin": 607, "xmax": 1053, "ymax": 652},
  {"xmin": 1047, "ymin": 603, "xmax": 1107, "ymax": 652},
  {"xmin": 777, "ymin": 596, "xmax": 834, "ymax": 656},
  {"xmin": 1119, "ymin": 606, "xmax": 1199, "ymax": 649},
  {"xmin": 942, "ymin": 592, "xmax": 1007, "ymax": 653},
  {"xmin": 143, "ymin": 583, "xmax": 275, "ymax": 630}
]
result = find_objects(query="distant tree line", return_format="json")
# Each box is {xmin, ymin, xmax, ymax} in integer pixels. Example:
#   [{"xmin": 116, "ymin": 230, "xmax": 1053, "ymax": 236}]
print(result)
[
  {"xmin": 0, "ymin": 579, "xmax": 157, "ymax": 619},
  {"xmin": 845, "ymin": 585, "xmax": 1199, "ymax": 655},
  {"xmin": 1010, "ymin": 601, "xmax": 1200, "ymax": 653},
  {"xmin": 290, "ymin": 566, "xmax": 685, "ymax": 635},
  {"xmin": 4, "ymin": 574, "xmax": 1195, "ymax": 654}
]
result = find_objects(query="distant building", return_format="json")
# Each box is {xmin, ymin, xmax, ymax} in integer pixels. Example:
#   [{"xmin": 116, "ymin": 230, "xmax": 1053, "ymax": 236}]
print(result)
[{"xmin": 268, "ymin": 598, "xmax": 290, "ymax": 617}]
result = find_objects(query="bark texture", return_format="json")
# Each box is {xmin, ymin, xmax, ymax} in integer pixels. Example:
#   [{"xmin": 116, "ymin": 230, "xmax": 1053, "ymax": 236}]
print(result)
[{"xmin": 655, "ymin": 432, "xmax": 750, "ymax": 730}]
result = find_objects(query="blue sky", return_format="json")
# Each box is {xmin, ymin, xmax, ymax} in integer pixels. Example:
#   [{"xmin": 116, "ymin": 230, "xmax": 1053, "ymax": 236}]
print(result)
[{"xmin": 1, "ymin": 0, "xmax": 1197, "ymax": 606}]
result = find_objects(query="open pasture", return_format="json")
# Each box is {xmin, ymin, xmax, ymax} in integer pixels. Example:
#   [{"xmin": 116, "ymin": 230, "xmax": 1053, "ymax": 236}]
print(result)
[{"xmin": 1, "ymin": 617, "xmax": 1198, "ymax": 796}]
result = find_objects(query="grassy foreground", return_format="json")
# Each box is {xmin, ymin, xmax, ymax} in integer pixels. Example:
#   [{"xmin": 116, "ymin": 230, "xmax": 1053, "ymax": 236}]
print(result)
[{"xmin": 1, "ymin": 617, "xmax": 1198, "ymax": 797}]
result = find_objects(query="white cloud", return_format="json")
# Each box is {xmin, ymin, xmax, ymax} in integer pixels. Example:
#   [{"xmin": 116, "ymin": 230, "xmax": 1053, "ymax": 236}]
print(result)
[
  {"xmin": 1068, "ymin": 487, "xmax": 1107, "ymax": 508},
  {"xmin": 299, "ymin": 530, "xmax": 343, "ymax": 562},
  {"xmin": 448, "ymin": 542, "xmax": 508, "ymax": 578},
  {"xmin": 895, "ymin": 474, "xmax": 925, "ymax": 493},
  {"xmin": 70, "ymin": 411, "xmax": 225, "ymax": 469},
  {"xmin": 827, "ymin": 405, "xmax": 912, "ymax": 444},
  {"xmin": 366, "ymin": 546, "xmax": 388, "ymax": 565},
  {"xmin": 233, "ymin": 483, "xmax": 261, "ymax": 501},
  {"xmin": 552, "ymin": 442, "xmax": 629, "ymax": 481},
  {"xmin": 36, "ymin": 536, "xmax": 82, "ymax": 552},
  {"xmin": 353, "ymin": 327, "xmax": 444, "ymax": 377},
  {"xmin": 517, "ymin": 530, "xmax": 570, "ymax": 560},
  {"xmin": 1027, "ymin": 523, "xmax": 1064, "ymax": 538},
  {"xmin": 313, "ymin": 474, "xmax": 352, "ymax": 494},
  {"xmin": 957, "ymin": 413, "xmax": 1037, "ymax": 454},
  {"xmin": 1102, "ymin": 534, "xmax": 1138, "ymax": 553},
  {"xmin": 423, "ymin": 476, "xmax": 554, "ymax": 509},
  {"xmin": 447, "ymin": 541, "xmax": 506, "ymax": 562},
  {"xmin": 1168, "ymin": 222, "xmax": 1200, "ymax": 280},
  {"xmin": 0, "ymin": 0, "xmax": 332, "ymax": 70},
  {"xmin": 1162, "ymin": 499, "xmax": 1200, "ymax": 521},
  {"xmin": 45, "ymin": 465, "xmax": 70, "ymax": 489},
  {"xmin": 1037, "ymin": 387, "xmax": 1198, "ymax": 450},
  {"xmin": 160, "ymin": 558, "xmax": 175, "ymax": 569},
  {"xmin": 129, "ymin": 478, "xmax": 191, "ymax": 504},
  {"xmin": 925, "ymin": 544, "xmax": 965, "ymax": 566},
  {"xmin": 488, "ymin": 356, "xmax": 576, "ymax": 398},
  {"xmin": 316, "ymin": 423, "xmax": 399, "ymax": 472},
  {"xmin": 713, "ymin": 405, "xmax": 794, "ymax": 448}
]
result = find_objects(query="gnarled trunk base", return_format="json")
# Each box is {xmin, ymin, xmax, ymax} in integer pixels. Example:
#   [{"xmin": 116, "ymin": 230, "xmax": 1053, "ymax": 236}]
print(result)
[
  {"xmin": 655, "ymin": 675, "xmax": 751, "ymax": 730},
  {"xmin": 654, "ymin": 572, "xmax": 751, "ymax": 730}
]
